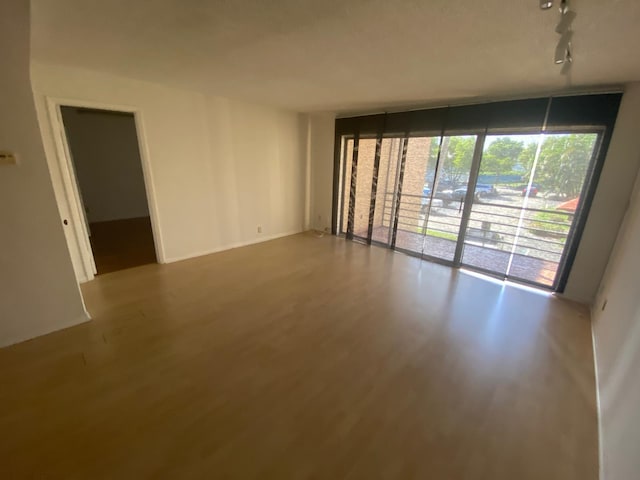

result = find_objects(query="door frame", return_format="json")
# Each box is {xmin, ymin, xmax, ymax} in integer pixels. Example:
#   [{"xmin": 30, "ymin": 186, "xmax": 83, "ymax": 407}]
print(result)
[{"xmin": 45, "ymin": 96, "xmax": 165, "ymax": 282}]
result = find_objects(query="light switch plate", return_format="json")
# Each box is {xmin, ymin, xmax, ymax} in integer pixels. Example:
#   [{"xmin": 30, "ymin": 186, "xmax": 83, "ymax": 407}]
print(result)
[{"xmin": 0, "ymin": 151, "xmax": 18, "ymax": 166}]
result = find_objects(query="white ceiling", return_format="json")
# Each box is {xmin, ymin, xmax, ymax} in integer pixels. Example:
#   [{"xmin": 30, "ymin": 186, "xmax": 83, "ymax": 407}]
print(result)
[{"xmin": 31, "ymin": 0, "xmax": 640, "ymax": 113}]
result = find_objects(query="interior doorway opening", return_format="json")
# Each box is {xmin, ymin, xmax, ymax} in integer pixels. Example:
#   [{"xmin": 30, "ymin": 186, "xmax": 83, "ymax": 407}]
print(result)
[{"xmin": 60, "ymin": 106, "xmax": 157, "ymax": 275}]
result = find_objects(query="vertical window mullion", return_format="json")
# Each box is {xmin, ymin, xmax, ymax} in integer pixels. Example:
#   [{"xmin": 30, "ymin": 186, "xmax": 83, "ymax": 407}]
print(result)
[
  {"xmin": 453, "ymin": 133, "xmax": 487, "ymax": 265},
  {"xmin": 346, "ymin": 134, "xmax": 360, "ymax": 240},
  {"xmin": 366, "ymin": 134, "xmax": 383, "ymax": 244},
  {"xmin": 390, "ymin": 135, "xmax": 409, "ymax": 249},
  {"xmin": 337, "ymin": 137, "xmax": 347, "ymax": 234}
]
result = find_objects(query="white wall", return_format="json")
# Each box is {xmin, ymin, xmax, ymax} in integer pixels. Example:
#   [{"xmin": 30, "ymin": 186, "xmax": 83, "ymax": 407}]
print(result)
[
  {"xmin": 32, "ymin": 62, "xmax": 308, "ymax": 269},
  {"xmin": 592, "ymin": 168, "xmax": 640, "ymax": 480},
  {"xmin": 564, "ymin": 84, "xmax": 640, "ymax": 303},
  {"xmin": 308, "ymin": 113, "xmax": 336, "ymax": 232},
  {"xmin": 61, "ymin": 107, "xmax": 149, "ymax": 223},
  {"xmin": 0, "ymin": 0, "xmax": 87, "ymax": 347},
  {"xmin": 309, "ymin": 86, "xmax": 640, "ymax": 304}
]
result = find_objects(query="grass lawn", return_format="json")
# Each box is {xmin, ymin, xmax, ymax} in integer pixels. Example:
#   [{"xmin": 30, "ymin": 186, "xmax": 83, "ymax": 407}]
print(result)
[{"xmin": 413, "ymin": 227, "xmax": 458, "ymax": 241}]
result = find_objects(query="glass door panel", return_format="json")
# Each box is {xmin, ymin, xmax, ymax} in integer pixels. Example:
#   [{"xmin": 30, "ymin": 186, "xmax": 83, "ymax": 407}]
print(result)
[
  {"xmin": 421, "ymin": 135, "xmax": 477, "ymax": 262},
  {"xmin": 371, "ymin": 138, "xmax": 402, "ymax": 245},
  {"xmin": 394, "ymin": 137, "xmax": 436, "ymax": 253},
  {"xmin": 391, "ymin": 135, "xmax": 478, "ymax": 262},
  {"xmin": 507, "ymin": 133, "xmax": 598, "ymax": 286},
  {"xmin": 461, "ymin": 133, "xmax": 599, "ymax": 288},
  {"xmin": 351, "ymin": 138, "xmax": 376, "ymax": 239},
  {"xmin": 460, "ymin": 134, "xmax": 536, "ymax": 276}
]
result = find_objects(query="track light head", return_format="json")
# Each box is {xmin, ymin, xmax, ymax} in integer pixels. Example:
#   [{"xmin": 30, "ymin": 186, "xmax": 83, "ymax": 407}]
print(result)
[
  {"xmin": 555, "ymin": 31, "xmax": 573, "ymax": 64},
  {"xmin": 559, "ymin": 0, "xmax": 569, "ymax": 14},
  {"xmin": 561, "ymin": 47, "xmax": 573, "ymax": 75},
  {"xmin": 555, "ymin": 9, "xmax": 577, "ymax": 34},
  {"xmin": 542, "ymin": 0, "xmax": 577, "ymax": 72}
]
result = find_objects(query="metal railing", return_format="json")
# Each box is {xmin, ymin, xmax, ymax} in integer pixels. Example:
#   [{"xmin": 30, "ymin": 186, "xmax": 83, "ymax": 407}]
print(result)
[{"xmin": 370, "ymin": 190, "xmax": 574, "ymax": 263}]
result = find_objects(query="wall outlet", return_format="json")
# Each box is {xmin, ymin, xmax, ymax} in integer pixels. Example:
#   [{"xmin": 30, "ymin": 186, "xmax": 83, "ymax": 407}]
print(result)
[{"xmin": 257, "ymin": 225, "xmax": 262, "ymax": 234}]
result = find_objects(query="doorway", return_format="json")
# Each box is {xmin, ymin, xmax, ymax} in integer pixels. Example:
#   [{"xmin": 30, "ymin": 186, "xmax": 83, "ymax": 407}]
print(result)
[{"xmin": 60, "ymin": 106, "xmax": 157, "ymax": 275}]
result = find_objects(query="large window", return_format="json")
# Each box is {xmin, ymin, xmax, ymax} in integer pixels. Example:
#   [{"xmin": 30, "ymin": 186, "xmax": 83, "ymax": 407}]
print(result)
[{"xmin": 333, "ymin": 95, "xmax": 621, "ymax": 291}]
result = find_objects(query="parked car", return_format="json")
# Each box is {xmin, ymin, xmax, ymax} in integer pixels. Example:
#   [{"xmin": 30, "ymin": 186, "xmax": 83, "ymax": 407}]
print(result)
[
  {"xmin": 452, "ymin": 183, "xmax": 497, "ymax": 201},
  {"xmin": 422, "ymin": 183, "xmax": 456, "ymax": 207},
  {"xmin": 522, "ymin": 185, "xmax": 539, "ymax": 197},
  {"xmin": 543, "ymin": 191, "xmax": 565, "ymax": 201}
]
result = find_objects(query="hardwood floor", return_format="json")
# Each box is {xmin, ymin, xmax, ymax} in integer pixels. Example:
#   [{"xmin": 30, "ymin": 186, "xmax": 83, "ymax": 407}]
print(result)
[
  {"xmin": 0, "ymin": 233, "xmax": 597, "ymax": 479},
  {"xmin": 89, "ymin": 216, "xmax": 157, "ymax": 274}
]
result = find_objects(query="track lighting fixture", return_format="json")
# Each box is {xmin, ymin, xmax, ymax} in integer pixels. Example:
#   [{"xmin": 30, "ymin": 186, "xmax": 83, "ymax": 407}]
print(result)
[{"xmin": 541, "ymin": 0, "xmax": 576, "ymax": 71}]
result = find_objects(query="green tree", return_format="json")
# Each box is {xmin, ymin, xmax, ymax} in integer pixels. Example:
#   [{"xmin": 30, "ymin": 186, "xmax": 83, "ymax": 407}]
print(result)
[
  {"xmin": 524, "ymin": 134, "xmax": 597, "ymax": 197},
  {"xmin": 479, "ymin": 137, "xmax": 524, "ymax": 175},
  {"xmin": 439, "ymin": 136, "xmax": 476, "ymax": 184},
  {"xmin": 423, "ymin": 137, "xmax": 441, "ymax": 185},
  {"xmin": 518, "ymin": 142, "xmax": 538, "ymax": 174}
]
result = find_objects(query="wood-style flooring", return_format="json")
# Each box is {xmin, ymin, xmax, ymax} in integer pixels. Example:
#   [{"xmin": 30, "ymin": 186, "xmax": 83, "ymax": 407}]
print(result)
[
  {"xmin": 89, "ymin": 216, "xmax": 157, "ymax": 274},
  {"xmin": 0, "ymin": 233, "xmax": 597, "ymax": 479}
]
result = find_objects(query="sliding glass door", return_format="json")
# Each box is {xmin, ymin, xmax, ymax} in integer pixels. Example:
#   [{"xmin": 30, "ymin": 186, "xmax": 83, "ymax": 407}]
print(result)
[
  {"xmin": 421, "ymin": 135, "xmax": 478, "ymax": 262},
  {"xmin": 391, "ymin": 135, "xmax": 478, "ymax": 263},
  {"xmin": 339, "ymin": 129, "xmax": 601, "ymax": 290},
  {"xmin": 334, "ymin": 95, "xmax": 621, "ymax": 292},
  {"xmin": 461, "ymin": 132, "xmax": 599, "ymax": 287}
]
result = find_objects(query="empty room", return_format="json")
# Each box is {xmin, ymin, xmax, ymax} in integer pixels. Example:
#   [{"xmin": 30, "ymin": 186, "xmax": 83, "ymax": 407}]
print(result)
[{"xmin": 1, "ymin": 1, "xmax": 640, "ymax": 479}]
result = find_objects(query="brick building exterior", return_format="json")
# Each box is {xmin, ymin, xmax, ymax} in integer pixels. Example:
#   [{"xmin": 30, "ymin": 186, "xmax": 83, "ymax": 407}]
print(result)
[{"xmin": 341, "ymin": 137, "xmax": 435, "ymax": 239}]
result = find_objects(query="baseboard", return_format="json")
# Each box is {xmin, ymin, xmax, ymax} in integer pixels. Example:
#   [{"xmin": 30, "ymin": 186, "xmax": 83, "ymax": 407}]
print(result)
[
  {"xmin": 0, "ymin": 312, "xmax": 91, "ymax": 349},
  {"xmin": 591, "ymin": 318, "xmax": 605, "ymax": 480},
  {"xmin": 162, "ymin": 229, "xmax": 304, "ymax": 264},
  {"xmin": 554, "ymin": 291, "xmax": 593, "ymax": 306}
]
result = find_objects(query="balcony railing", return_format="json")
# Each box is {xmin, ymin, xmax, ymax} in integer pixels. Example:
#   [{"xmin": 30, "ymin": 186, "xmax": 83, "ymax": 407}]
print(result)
[{"xmin": 371, "ymin": 191, "xmax": 574, "ymax": 264}]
